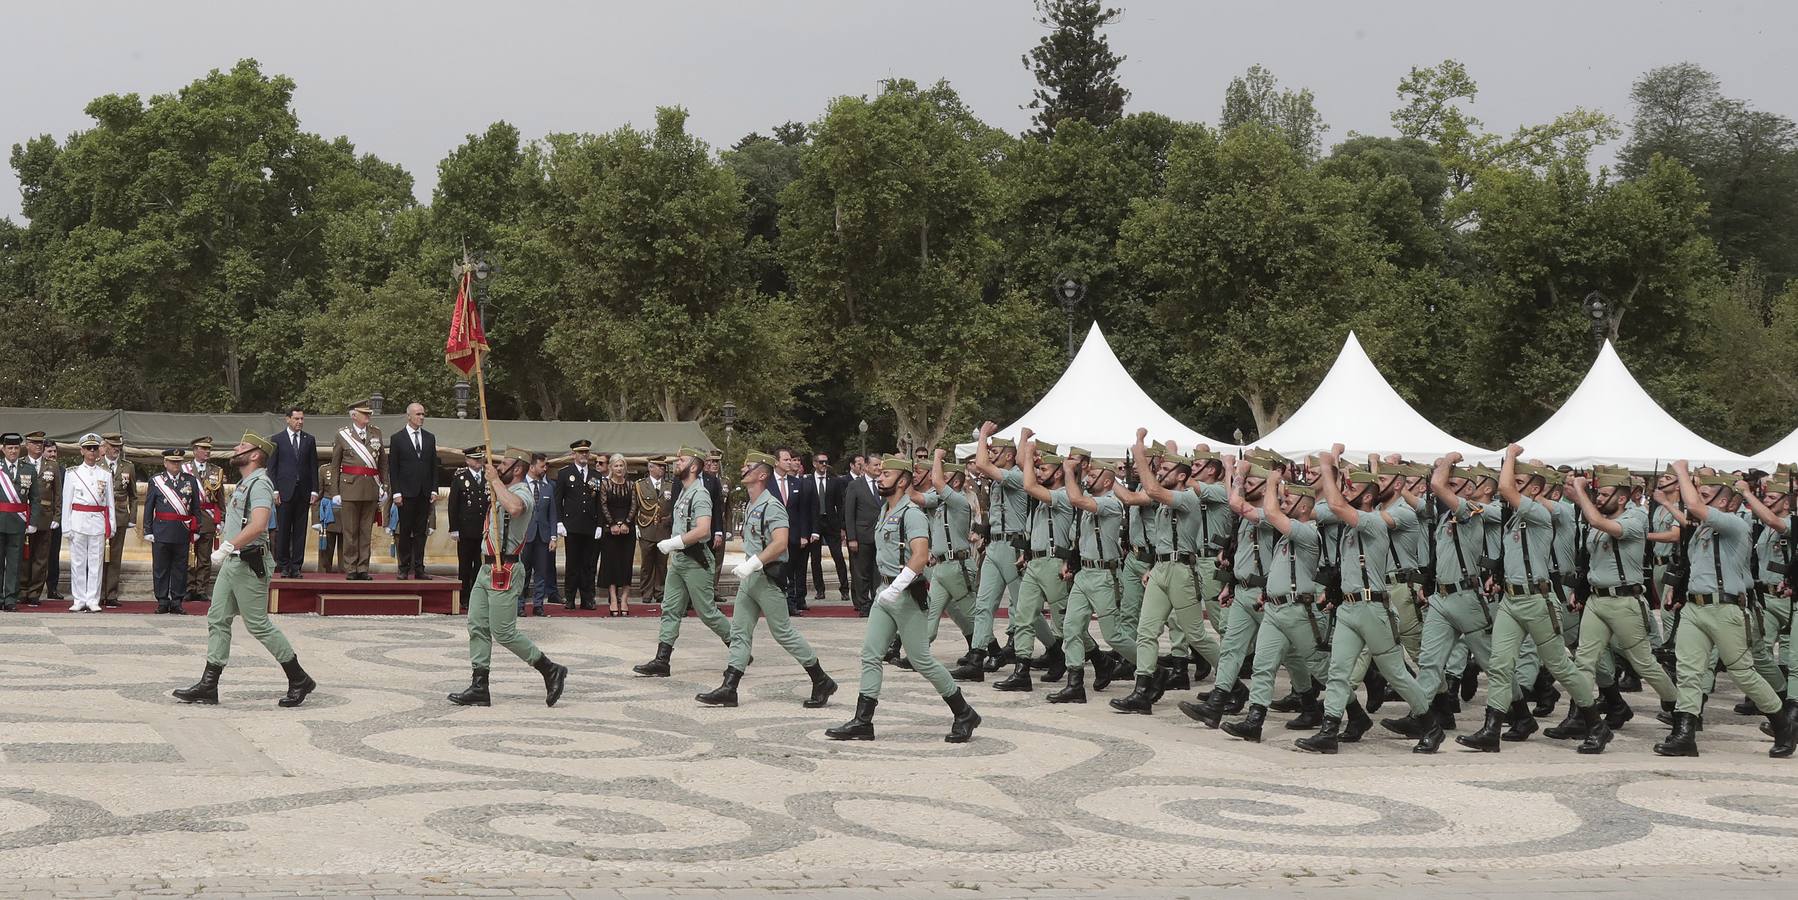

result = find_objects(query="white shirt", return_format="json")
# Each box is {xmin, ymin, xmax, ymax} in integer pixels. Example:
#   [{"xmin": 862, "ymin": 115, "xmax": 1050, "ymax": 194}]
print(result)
[
  {"xmin": 288, "ymin": 428, "xmax": 303, "ymax": 444},
  {"xmin": 648, "ymin": 476, "xmax": 662, "ymax": 492},
  {"xmin": 62, "ymin": 462, "xmax": 114, "ymax": 536},
  {"xmin": 407, "ymin": 426, "xmax": 423, "ymax": 451}
]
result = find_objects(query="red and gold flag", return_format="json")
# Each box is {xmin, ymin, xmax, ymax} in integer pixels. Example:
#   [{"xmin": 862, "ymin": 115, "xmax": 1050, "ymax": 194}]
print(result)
[{"xmin": 444, "ymin": 269, "xmax": 488, "ymax": 376}]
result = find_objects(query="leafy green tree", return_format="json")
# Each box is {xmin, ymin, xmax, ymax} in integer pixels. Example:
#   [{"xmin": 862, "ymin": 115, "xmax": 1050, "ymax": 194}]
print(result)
[
  {"xmin": 1021, "ymin": 0, "xmax": 1129, "ymax": 139},
  {"xmin": 1220, "ymin": 65, "xmax": 1327, "ymax": 161},
  {"xmin": 299, "ymin": 272, "xmax": 456, "ymax": 413}
]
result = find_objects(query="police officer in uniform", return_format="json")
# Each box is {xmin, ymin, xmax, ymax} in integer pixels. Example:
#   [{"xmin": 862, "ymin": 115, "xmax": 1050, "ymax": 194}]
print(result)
[
  {"xmin": 172, "ymin": 432, "xmax": 316, "ymax": 707},
  {"xmin": 99, "ymin": 433, "xmax": 136, "ymax": 607},
  {"xmin": 447, "ymin": 447, "xmax": 491, "ymax": 611},
  {"xmin": 184, "ymin": 437, "xmax": 225, "ymax": 601},
  {"xmin": 331, "ymin": 401, "xmax": 385, "ymax": 580},
  {"xmin": 555, "ymin": 439, "xmax": 602, "ymax": 610},
  {"xmin": 142, "ymin": 448, "xmax": 201, "ymax": 614},
  {"xmin": 21, "ymin": 431, "xmax": 59, "ymax": 607},
  {"xmin": 0, "ymin": 432, "xmax": 39, "ymax": 611}
]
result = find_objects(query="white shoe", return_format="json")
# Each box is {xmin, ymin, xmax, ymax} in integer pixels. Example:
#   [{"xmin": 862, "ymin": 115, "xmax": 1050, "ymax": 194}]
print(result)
[{"xmin": 69, "ymin": 602, "xmax": 81, "ymax": 612}]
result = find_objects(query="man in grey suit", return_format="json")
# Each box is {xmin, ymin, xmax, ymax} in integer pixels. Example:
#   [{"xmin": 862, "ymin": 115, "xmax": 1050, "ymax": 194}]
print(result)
[
  {"xmin": 838, "ymin": 453, "xmax": 883, "ymax": 616},
  {"xmin": 519, "ymin": 453, "xmax": 559, "ymax": 616}
]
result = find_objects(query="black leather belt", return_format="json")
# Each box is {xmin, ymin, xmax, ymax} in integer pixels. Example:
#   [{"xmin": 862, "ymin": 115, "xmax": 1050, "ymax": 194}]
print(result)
[
  {"xmin": 1264, "ymin": 593, "xmax": 1315, "ymax": 606},
  {"xmin": 1080, "ymin": 559, "xmax": 1122, "ymax": 570},
  {"xmin": 993, "ymin": 531, "xmax": 1025, "ymax": 541},
  {"xmin": 1023, "ymin": 549, "xmax": 1050, "ymax": 561},
  {"xmin": 928, "ymin": 549, "xmax": 973, "ymax": 566},
  {"xmin": 1157, "ymin": 551, "xmax": 1199, "ymax": 564},
  {"xmin": 1686, "ymin": 592, "xmax": 1742, "ymax": 606},
  {"xmin": 482, "ymin": 554, "xmax": 520, "ymax": 565},
  {"xmin": 1589, "ymin": 585, "xmax": 1644, "ymax": 598},
  {"xmin": 1439, "ymin": 578, "xmax": 1482, "ymax": 594},
  {"xmin": 1344, "ymin": 590, "xmax": 1391, "ymax": 603},
  {"xmin": 1504, "ymin": 581, "xmax": 1553, "ymax": 597},
  {"xmin": 1133, "ymin": 548, "xmax": 1155, "ymax": 563}
]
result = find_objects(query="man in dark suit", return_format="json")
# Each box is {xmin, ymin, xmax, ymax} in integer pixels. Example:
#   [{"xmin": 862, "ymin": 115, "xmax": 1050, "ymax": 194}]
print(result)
[
  {"xmin": 839, "ymin": 453, "xmax": 882, "ymax": 615},
  {"xmin": 445, "ymin": 447, "xmax": 489, "ymax": 611},
  {"xmin": 388, "ymin": 402, "xmax": 439, "ymax": 579},
  {"xmin": 555, "ymin": 439, "xmax": 602, "ymax": 609},
  {"xmin": 266, "ymin": 407, "xmax": 319, "ymax": 578},
  {"xmin": 520, "ymin": 452, "xmax": 559, "ymax": 616},
  {"xmin": 808, "ymin": 450, "xmax": 848, "ymax": 603},
  {"xmin": 773, "ymin": 447, "xmax": 817, "ymax": 615}
]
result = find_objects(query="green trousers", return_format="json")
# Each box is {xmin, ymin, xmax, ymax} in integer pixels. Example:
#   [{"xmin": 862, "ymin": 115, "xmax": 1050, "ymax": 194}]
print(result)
[
  {"xmin": 0, "ymin": 530, "xmax": 22, "ymax": 607},
  {"xmin": 1574, "ymin": 594, "xmax": 1675, "ymax": 702},
  {"xmin": 1676, "ymin": 601, "xmax": 1781, "ymax": 715},
  {"xmin": 468, "ymin": 563, "xmax": 542, "ymax": 669},
  {"xmin": 206, "ymin": 554, "xmax": 295, "ymax": 667},
  {"xmin": 925, "ymin": 561, "xmax": 976, "ymax": 644},
  {"xmin": 1063, "ymin": 566, "xmax": 1130, "ymax": 669},
  {"xmin": 1212, "ymin": 591, "xmax": 1306, "ymax": 689},
  {"xmin": 1485, "ymin": 591, "xmax": 1596, "ymax": 713},
  {"xmin": 727, "ymin": 569, "xmax": 815, "ymax": 671},
  {"xmin": 1390, "ymin": 580, "xmax": 1424, "ymax": 659},
  {"xmin": 1118, "ymin": 554, "xmax": 1149, "ymax": 644},
  {"xmin": 1134, "ymin": 560, "xmax": 1217, "ymax": 672},
  {"xmin": 1781, "ymin": 595, "xmax": 1798, "ymax": 696},
  {"xmin": 1416, "ymin": 589, "xmax": 1493, "ymax": 697},
  {"xmin": 657, "ymin": 555, "xmax": 731, "ymax": 646},
  {"xmin": 972, "ymin": 541, "xmax": 1021, "ymax": 649},
  {"xmin": 1015, "ymin": 556, "xmax": 1070, "ymax": 658},
  {"xmin": 1750, "ymin": 594, "xmax": 1792, "ymax": 693},
  {"xmin": 859, "ymin": 586, "xmax": 957, "ymax": 699},
  {"xmin": 1247, "ymin": 600, "xmax": 1328, "ymax": 707},
  {"xmin": 1324, "ymin": 599, "xmax": 1430, "ymax": 718}
]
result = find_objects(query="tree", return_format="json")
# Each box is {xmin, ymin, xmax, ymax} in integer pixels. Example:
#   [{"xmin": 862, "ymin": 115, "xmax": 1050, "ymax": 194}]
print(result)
[
  {"xmin": 299, "ymin": 272, "xmax": 457, "ymax": 414},
  {"xmin": 1021, "ymin": 0, "xmax": 1129, "ymax": 139},
  {"xmin": 1220, "ymin": 65, "xmax": 1327, "ymax": 161},
  {"xmin": 722, "ymin": 122, "xmax": 808, "ymax": 295}
]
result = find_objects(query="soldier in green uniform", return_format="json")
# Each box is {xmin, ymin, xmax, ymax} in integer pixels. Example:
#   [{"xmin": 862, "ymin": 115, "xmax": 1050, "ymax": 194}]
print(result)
[
  {"xmin": 1457, "ymin": 444, "xmax": 1607, "ymax": 753},
  {"xmin": 826, "ymin": 457, "xmax": 981, "ymax": 743},
  {"xmin": 99, "ymin": 433, "xmax": 136, "ymax": 607},
  {"xmin": 695, "ymin": 450, "xmax": 837, "ymax": 709},
  {"xmin": 955, "ymin": 424, "xmax": 1026, "ymax": 681},
  {"xmin": 0, "ymin": 433, "xmax": 40, "ymax": 611},
  {"xmin": 1115, "ymin": 445, "xmax": 1164, "ymax": 676},
  {"xmin": 20, "ymin": 432, "xmax": 57, "ymax": 608},
  {"xmin": 447, "ymin": 448, "xmax": 569, "ymax": 708},
  {"xmin": 184, "ymin": 437, "xmax": 225, "ymax": 605},
  {"xmin": 1293, "ymin": 453, "xmax": 1442, "ymax": 754},
  {"xmin": 633, "ymin": 447, "xmax": 732, "ymax": 677},
  {"xmin": 1051, "ymin": 454, "xmax": 1134, "ymax": 703},
  {"xmin": 917, "ymin": 450, "xmax": 978, "ymax": 652},
  {"xmin": 172, "ymin": 433, "xmax": 316, "ymax": 707},
  {"xmin": 1653, "ymin": 461, "xmax": 1798, "ymax": 757},
  {"xmin": 1397, "ymin": 455, "xmax": 1497, "ymax": 734},
  {"xmin": 1736, "ymin": 471, "xmax": 1792, "ymax": 713},
  {"xmin": 992, "ymin": 432, "xmax": 1074, "ymax": 692}
]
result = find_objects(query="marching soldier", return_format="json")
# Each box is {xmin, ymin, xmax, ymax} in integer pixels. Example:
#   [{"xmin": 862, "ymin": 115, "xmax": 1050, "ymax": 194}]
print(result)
[
  {"xmin": 172, "ymin": 432, "xmax": 316, "ymax": 707},
  {"xmin": 184, "ymin": 437, "xmax": 225, "ymax": 601},
  {"xmin": 0, "ymin": 433, "xmax": 39, "ymax": 611},
  {"xmin": 992, "ymin": 431, "xmax": 1074, "ymax": 693},
  {"xmin": 447, "ymin": 447, "xmax": 491, "ymax": 611},
  {"xmin": 634, "ymin": 456, "xmax": 674, "ymax": 604},
  {"xmin": 1053, "ymin": 453, "xmax": 1134, "ymax": 703},
  {"xmin": 314, "ymin": 461, "xmax": 341, "ymax": 573},
  {"xmin": 957, "ymin": 426, "xmax": 1028, "ymax": 681},
  {"xmin": 919, "ymin": 451, "xmax": 979, "ymax": 656},
  {"xmin": 142, "ymin": 448, "xmax": 201, "ymax": 614},
  {"xmin": 61, "ymin": 434, "xmax": 114, "ymax": 613},
  {"xmin": 21, "ymin": 431, "xmax": 59, "ymax": 607},
  {"xmin": 1184, "ymin": 458, "xmax": 1293, "ymax": 725},
  {"xmin": 446, "ymin": 447, "xmax": 570, "ymax": 708},
  {"xmin": 331, "ymin": 400, "xmax": 385, "ymax": 580},
  {"xmin": 555, "ymin": 439, "xmax": 603, "ymax": 610},
  {"xmin": 633, "ymin": 447, "xmax": 733, "ymax": 676},
  {"xmin": 99, "ymin": 433, "xmax": 136, "ymax": 607}
]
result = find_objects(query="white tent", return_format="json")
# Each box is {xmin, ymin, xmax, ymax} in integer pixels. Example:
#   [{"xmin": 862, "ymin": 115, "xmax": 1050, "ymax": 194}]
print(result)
[
  {"xmin": 956, "ymin": 323, "xmax": 1223, "ymax": 459},
  {"xmin": 1514, "ymin": 341, "xmax": 1764, "ymax": 470},
  {"xmin": 1758, "ymin": 428, "xmax": 1798, "ymax": 465},
  {"xmin": 1250, "ymin": 332, "xmax": 1494, "ymax": 461}
]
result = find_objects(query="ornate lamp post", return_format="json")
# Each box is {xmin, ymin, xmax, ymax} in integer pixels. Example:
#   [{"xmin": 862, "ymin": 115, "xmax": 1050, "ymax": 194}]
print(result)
[
  {"xmin": 1054, "ymin": 276, "xmax": 1087, "ymax": 364},
  {"xmin": 369, "ymin": 392, "xmax": 384, "ymax": 416},
  {"xmin": 1583, "ymin": 291, "xmax": 1608, "ymax": 352},
  {"xmin": 454, "ymin": 379, "xmax": 470, "ymax": 419},
  {"xmin": 858, "ymin": 419, "xmax": 869, "ymax": 460}
]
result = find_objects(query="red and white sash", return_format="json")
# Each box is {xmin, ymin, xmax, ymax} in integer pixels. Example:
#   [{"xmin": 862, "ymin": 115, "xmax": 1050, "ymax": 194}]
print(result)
[
  {"xmin": 152, "ymin": 473, "xmax": 190, "ymax": 518},
  {"xmin": 69, "ymin": 467, "xmax": 112, "ymax": 538},
  {"xmin": 339, "ymin": 428, "xmax": 378, "ymax": 469},
  {"xmin": 0, "ymin": 463, "xmax": 26, "ymax": 523}
]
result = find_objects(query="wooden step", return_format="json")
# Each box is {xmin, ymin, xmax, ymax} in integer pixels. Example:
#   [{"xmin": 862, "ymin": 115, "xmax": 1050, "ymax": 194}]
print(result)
[{"xmin": 318, "ymin": 593, "xmax": 423, "ymax": 616}]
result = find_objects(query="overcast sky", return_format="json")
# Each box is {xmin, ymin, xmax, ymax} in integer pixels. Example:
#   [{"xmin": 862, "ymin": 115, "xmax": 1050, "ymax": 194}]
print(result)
[{"xmin": 4, "ymin": 0, "xmax": 1795, "ymax": 221}]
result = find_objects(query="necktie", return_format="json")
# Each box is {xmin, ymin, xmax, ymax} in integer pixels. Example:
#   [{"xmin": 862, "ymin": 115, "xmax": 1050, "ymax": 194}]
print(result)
[{"xmin": 413, "ymin": 431, "xmax": 421, "ymax": 453}]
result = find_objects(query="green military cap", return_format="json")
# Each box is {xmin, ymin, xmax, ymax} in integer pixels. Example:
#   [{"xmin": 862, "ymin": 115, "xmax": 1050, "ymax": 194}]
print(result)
[
  {"xmin": 1283, "ymin": 482, "xmax": 1317, "ymax": 498},
  {"xmin": 0, "ymin": 432, "xmax": 20, "ymax": 446},
  {"xmin": 1067, "ymin": 446, "xmax": 1092, "ymax": 460},
  {"xmin": 1040, "ymin": 452, "xmax": 1064, "ymax": 466},
  {"xmin": 1345, "ymin": 465, "xmax": 1380, "ymax": 485},
  {"xmin": 1164, "ymin": 450, "xmax": 1192, "ymax": 466},
  {"xmin": 78, "ymin": 433, "xmax": 102, "ymax": 449},
  {"xmin": 989, "ymin": 437, "xmax": 1015, "ymax": 449},
  {"xmin": 160, "ymin": 447, "xmax": 185, "ymax": 460},
  {"xmin": 101, "ymin": 432, "xmax": 124, "ymax": 446},
  {"xmin": 942, "ymin": 462, "xmax": 966, "ymax": 475},
  {"xmin": 463, "ymin": 446, "xmax": 486, "ymax": 461},
  {"xmin": 1190, "ymin": 449, "xmax": 1222, "ymax": 462},
  {"xmin": 1761, "ymin": 477, "xmax": 1790, "ymax": 497},
  {"xmin": 1514, "ymin": 461, "xmax": 1557, "ymax": 482},
  {"xmin": 237, "ymin": 431, "xmax": 276, "ymax": 457},
  {"xmin": 1088, "ymin": 459, "xmax": 1119, "ymax": 476},
  {"xmin": 1696, "ymin": 472, "xmax": 1739, "ymax": 489},
  {"xmin": 1143, "ymin": 444, "xmax": 1166, "ymax": 459},
  {"xmin": 743, "ymin": 450, "xmax": 777, "ymax": 467},
  {"xmin": 646, "ymin": 454, "xmax": 668, "ymax": 465},
  {"xmin": 879, "ymin": 457, "xmax": 913, "ymax": 474},
  {"xmin": 190, "ymin": 436, "xmax": 213, "ymax": 450},
  {"xmin": 677, "ymin": 446, "xmax": 705, "ymax": 460},
  {"xmin": 1593, "ymin": 471, "xmax": 1633, "ymax": 489},
  {"xmin": 707, "ymin": 449, "xmax": 723, "ymax": 461},
  {"xmin": 1032, "ymin": 439, "xmax": 1057, "ymax": 455},
  {"xmin": 1245, "ymin": 447, "xmax": 1290, "ymax": 467},
  {"xmin": 499, "ymin": 446, "xmax": 532, "ymax": 464},
  {"xmin": 1246, "ymin": 464, "xmax": 1272, "ymax": 480},
  {"xmin": 348, "ymin": 400, "xmax": 374, "ymax": 414}
]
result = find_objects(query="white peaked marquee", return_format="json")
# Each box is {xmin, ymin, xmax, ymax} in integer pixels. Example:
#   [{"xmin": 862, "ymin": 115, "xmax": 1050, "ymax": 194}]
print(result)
[
  {"xmin": 1514, "ymin": 341, "xmax": 1763, "ymax": 470},
  {"xmin": 1756, "ymin": 428, "xmax": 1798, "ymax": 466},
  {"xmin": 1251, "ymin": 332, "xmax": 1493, "ymax": 461},
  {"xmin": 956, "ymin": 323, "xmax": 1223, "ymax": 459}
]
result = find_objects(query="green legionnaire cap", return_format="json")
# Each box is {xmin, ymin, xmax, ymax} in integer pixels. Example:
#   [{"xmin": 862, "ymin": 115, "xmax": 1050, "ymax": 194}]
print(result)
[
  {"xmin": 161, "ymin": 448, "xmax": 185, "ymax": 461},
  {"xmin": 677, "ymin": 446, "xmax": 705, "ymax": 460},
  {"xmin": 190, "ymin": 436, "xmax": 213, "ymax": 450},
  {"xmin": 348, "ymin": 400, "xmax": 374, "ymax": 414},
  {"xmin": 1593, "ymin": 471, "xmax": 1633, "ymax": 489},
  {"xmin": 989, "ymin": 437, "xmax": 1015, "ymax": 449},
  {"xmin": 744, "ymin": 450, "xmax": 777, "ymax": 467},
  {"xmin": 0, "ymin": 432, "xmax": 19, "ymax": 446},
  {"xmin": 1088, "ymin": 459, "xmax": 1119, "ymax": 476},
  {"xmin": 1696, "ymin": 472, "xmax": 1739, "ymax": 490},
  {"xmin": 1284, "ymin": 482, "xmax": 1317, "ymax": 498},
  {"xmin": 1514, "ymin": 461, "xmax": 1557, "ymax": 483},
  {"xmin": 1246, "ymin": 464, "xmax": 1272, "ymax": 480},
  {"xmin": 102, "ymin": 432, "xmax": 123, "ymax": 447},
  {"xmin": 1448, "ymin": 465, "xmax": 1478, "ymax": 482},
  {"xmin": 78, "ymin": 433, "xmax": 102, "ymax": 449},
  {"xmin": 463, "ymin": 446, "xmax": 486, "ymax": 461},
  {"xmin": 942, "ymin": 462, "xmax": 966, "ymax": 475},
  {"xmin": 1067, "ymin": 446, "xmax": 1092, "ymax": 460},
  {"xmin": 880, "ymin": 457, "xmax": 913, "ymax": 474},
  {"xmin": 1040, "ymin": 452, "xmax": 1064, "ymax": 467},
  {"xmin": 238, "ymin": 431, "xmax": 276, "ymax": 457},
  {"xmin": 1245, "ymin": 447, "xmax": 1291, "ymax": 468},
  {"xmin": 1144, "ymin": 444, "xmax": 1166, "ymax": 459},
  {"xmin": 1345, "ymin": 465, "xmax": 1380, "ymax": 485},
  {"xmin": 500, "ymin": 446, "xmax": 532, "ymax": 464},
  {"xmin": 569, "ymin": 439, "xmax": 593, "ymax": 451},
  {"xmin": 646, "ymin": 454, "xmax": 668, "ymax": 465},
  {"xmin": 1033, "ymin": 439, "xmax": 1057, "ymax": 455},
  {"xmin": 1190, "ymin": 449, "xmax": 1222, "ymax": 462}
]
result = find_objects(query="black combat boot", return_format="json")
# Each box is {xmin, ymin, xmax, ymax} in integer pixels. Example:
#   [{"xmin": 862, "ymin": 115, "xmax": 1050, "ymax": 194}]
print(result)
[
  {"xmin": 1575, "ymin": 704, "xmax": 1612, "ymax": 754},
  {"xmin": 1433, "ymin": 690, "xmax": 1459, "ymax": 731},
  {"xmin": 1501, "ymin": 699, "xmax": 1537, "ymax": 742},
  {"xmin": 993, "ymin": 661, "xmax": 1033, "ymax": 692},
  {"xmin": 1145, "ymin": 663, "xmax": 1176, "ymax": 703},
  {"xmin": 1109, "ymin": 674, "xmax": 1156, "ymax": 714},
  {"xmin": 533, "ymin": 653, "xmax": 568, "ymax": 707},
  {"xmin": 1443, "ymin": 674, "xmax": 1462, "ymax": 713},
  {"xmin": 1459, "ymin": 660, "xmax": 1481, "ymax": 702},
  {"xmin": 1220, "ymin": 704, "xmax": 1267, "ymax": 742},
  {"xmin": 949, "ymin": 649, "xmax": 986, "ymax": 683},
  {"xmin": 1413, "ymin": 716, "xmax": 1446, "ymax": 754},
  {"xmin": 1040, "ymin": 641, "xmax": 1067, "ymax": 683},
  {"xmin": 1160, "ymin": 655, "xmax": 1190, "ymax": 692},
  {"xmin": 802, "ymin": 660, "xmax": 837, "ymax": 708},
  {"xmin": 1341, "ymin": 697, "xmax": 1373, "ymax": 743},
  {"xmin": 1189, "ymin": 653, "xmax": 1212, "ymax": 684},
  {"xmin": 1652, "ymin": 711, "xmax": 1699, "ymax": 757},
  {"xmin": 953, "ymin": 635, "xmax": 975, "ymax": 667},
  {"xmin": 1046, "ymin": 667, "xmax": 1086, "ymax": 704},
  {"xmin": 1455, "ymin": 707, "xmax": 1505, "ymax": 752},
  {"xmin": 632, "ymin": 642, "xmax": 674, "ymax": 677},
  {"xmin": 1178, "ymin": 683, "xmax": 1232, "ymax": 728},
  {"xmin": 826, "ymin": 694, "xmax": 877, "ymax": 741},
  {"xmin": 1657, "ymin": 694, "xmax": 1704, "ymax": 730},
  {"xmin": 944, "ymin": 689, "xmax": 981, "ymax": 743},
  {"xmin": 1379, "ymin": 709, "xmax": 1429, "ymax": 739},
  {"xmin": 1529, "ymin": 670, "xmax": 1560, "ymax": 718},
  {"xmin": 1616, "ymin": 661, "xmax": 1643, "ymax": 693},
  {"xmin": 984, "ymin": 639, "xmax": 1013, "ymax": 673},
  {"xmin": 1222, "ymin": 679, "xmax": 1250, "ymax": 715},
  {"xmin": 696, "ymin": 667, "xmax": 742, "ymax": 707},
  {"xmin": 277, "ymin": 656, "xmax": 316, "ymax": 708},
  {"xmin": 1364, "ymin": 668, "xmax": 1389, "ymax": 714},
  {"xmin": 1734, "ymin": 695, "xmax": 1762, "ymax": 716},
  {"xmin": 448, "ymin": 667, "xmax": 491, "ymax": 706},
  {"xmin": 1542, "ymin": 704, "xmax": 1587, "ymax": 740},
  {"xmin": 1268, "ymin": 689, "xmax": 1304, "ymax": 713},
  {"xmin": 172, "ymin": 662, "xmax": 223, "ymax": 705},
  {"xmin": 1285, "ymin": 687, "xmax": 1323, "ymax": 730},
  {"xmin": 1294, "ymin": 715, "xmax": 1341, "ymax": 754},
  {"xmin": 1601, "ymin": 685, "xmax": 1634, "ymax": 729},
  {"xmin": 1767, "ymin": 699, "xmax": 1798, "ymax": 759},
  {"xmin": 1027, "ymin": 639, "xmax": 1061, "ymax": 670},
  {"xmin": 1091, "ymin": 651, "xmax": 1119, "ymax": 691},
  {"xmin": 883, "ymin": 638, "xmax": 903, "ymax": 666}
]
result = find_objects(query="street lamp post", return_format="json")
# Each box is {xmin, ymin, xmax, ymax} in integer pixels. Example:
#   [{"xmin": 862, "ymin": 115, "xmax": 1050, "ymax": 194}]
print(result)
[
  {"xmin": 858, "ymin": 419, "xmax": 869, "ymax": 460},
  {"xmin": 1054, "ymin": 276, "xmax": 1087, "ymax": 364},
  {"xmin": 1583, "ymin": 291, "xmax": 1608, "ymax": 352},
  {"xmin": 454, "ymin": 379, "xmax": 470, "ymax": 419},
  {"xmin": 721, "ymin": 401, "xmax": 737, "ymax": 526},
  {"xmin": 369, "ymin": 392, "xmax": 384, "ymax": 416}
]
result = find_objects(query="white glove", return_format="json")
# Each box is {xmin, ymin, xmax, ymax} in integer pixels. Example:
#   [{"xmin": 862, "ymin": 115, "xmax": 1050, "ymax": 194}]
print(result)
[
  {"xmin": 50, "ymin": 521, "xmax": 58, "ymax": 530},
  {"xmin": 556, "ymin": 522, "xmax": 567, "ymax": 538},
  {"xmin": 732, "ymin": 555, "xmax": 764, "ymax": 580},
  {"xmin": 25, "ymin": 525, "xmax": 36, "ymax": 535},
  {"xmin": 141, "ymin": 531, "xmax": 152, "ymax": 543},
  {"xmin": 333, "ymin": 495, "xmax": 343, "ymax": 507},
  {"xmin": 876, "ymin": 584, "xmax": 903, "ymax": 608},
  {"xmin": 594, "ymin": 527, "xmax": 603, "ymax": 539},
  {"xmin": 210, "ymin": 541, "xmax": 236, "ymax": 567},
  {"xmin": 312, "ymin": 523, "xmax": 324, "ymax": 533},
  {"xmin": 656, "ymin": 535, "xmax": 685, "ymax": 555},
  {"xmin": 876, "ymin": 567, "xmax": 918, "ymax": 608},
  {"xmin": 448, "ymin": 531, "xmax": 459, "ymax": 541}
]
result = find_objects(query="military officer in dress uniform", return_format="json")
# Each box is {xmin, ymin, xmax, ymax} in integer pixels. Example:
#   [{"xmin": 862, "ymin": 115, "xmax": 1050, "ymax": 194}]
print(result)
[
  {"xmin": 21, "ymin": 431, "xmax": 59, "ymax": 607},
  {"xmin": 314, "ymin": 462, "xmax": 341, "ymax": 573},
  {"xmin": 555, "ymin": 439, "xmax": 603, "ymax": 609},
  {"xmin": 331, "ymin": 400, "xmax": 385, "ymax": 580},
  {"xmin": 447, "ymin": 447, "xmax": 491, "ymax": 611},
  {"xmin": 634, "ymin": 456, "xmax": 674, "ymax": 603},
  {"xmin": 183, "ymin": 437, "xmax": 225, "ymax": 601},
  {"xmin": 0, "ymin": 433, "xmax": 40, "ymax": 611},
  {"xmin": 61, "ymin": 434, "xmax": 113, "ymax": 613},
  {"xmin": 173, "ymin": 432, "xmax": 316, "ymax": 707},
  {"xmin": 142, "ymin": 448, "xmax": 201, "ymax": 614},
  {"xmin": 99, "ymin": 433, "xmax": 136, "ymax": 607}
]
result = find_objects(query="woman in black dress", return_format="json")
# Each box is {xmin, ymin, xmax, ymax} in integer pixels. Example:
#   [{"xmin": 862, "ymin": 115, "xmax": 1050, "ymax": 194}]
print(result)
[{"xmin": 597, "ymin": 453, "xmax": 637, "ymax": 616}]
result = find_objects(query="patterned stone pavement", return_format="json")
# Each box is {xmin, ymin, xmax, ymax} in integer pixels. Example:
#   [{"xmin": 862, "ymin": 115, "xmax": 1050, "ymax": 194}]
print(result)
[{"xmin": 1, "ymin": 613, "xmax": 1794, "ymax": 897}]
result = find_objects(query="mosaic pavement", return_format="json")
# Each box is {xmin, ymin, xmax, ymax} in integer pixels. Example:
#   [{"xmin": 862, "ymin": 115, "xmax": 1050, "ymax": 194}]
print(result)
[{"xmin": 1, "ymin": 613, "xmax": 1794, "ymax": 896}]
